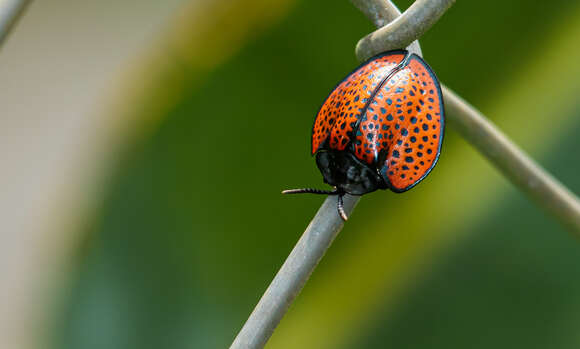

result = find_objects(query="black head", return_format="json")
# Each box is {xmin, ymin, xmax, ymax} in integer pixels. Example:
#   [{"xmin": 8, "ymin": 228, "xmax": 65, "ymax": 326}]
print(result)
[
  {"xmin": 315, "ymin": 150, "xmax": 386, "ymax": 195},
  {"xmin": 282, "ymin": 149, "xmax": 385, "ymax": 221}
]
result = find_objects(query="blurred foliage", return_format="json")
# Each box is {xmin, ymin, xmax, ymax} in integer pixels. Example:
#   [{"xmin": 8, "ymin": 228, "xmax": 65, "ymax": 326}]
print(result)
[
  {"xmin": 54, "ymin": 0, "xmax": 580, "ymax": 349},
  {"xmin": 355, "ymin": 124, "xmax": 580, "ymax": 349}
]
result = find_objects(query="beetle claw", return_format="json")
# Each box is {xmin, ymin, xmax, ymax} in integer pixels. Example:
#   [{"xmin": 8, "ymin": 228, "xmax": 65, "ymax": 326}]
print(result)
[{"xmin": 337, "ymin": 194, "xmax": 348, "ymax": 221}]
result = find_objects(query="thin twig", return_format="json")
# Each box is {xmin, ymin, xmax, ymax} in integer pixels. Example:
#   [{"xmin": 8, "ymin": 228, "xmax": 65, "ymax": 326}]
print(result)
[
  {"xmin": 351, "ymin": 0, "xmax": 423, "ymax": 56},
  {"xmin": 229, "ymin": 194, "xmax": 358, "ymax": 348},
  {"xmin": 351, "ymin": 0, "xmax": 401, "ymax": 25},
  {"xmin": 355, "ymin": 0, "xmax": 455, "ymax": 61},
  {"xmin": 0, "ymin": 0, "xmax": 32, "ymax": 49},
  {"xmin": 443, "ymin": 86, "xmax": 580, "ymax": 231}
]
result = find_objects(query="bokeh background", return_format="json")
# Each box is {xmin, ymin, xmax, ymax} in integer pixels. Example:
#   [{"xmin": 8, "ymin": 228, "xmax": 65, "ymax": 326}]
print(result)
[{"xmin": 2, "ymin": 0, "xmax": 580, "ymax": 348}]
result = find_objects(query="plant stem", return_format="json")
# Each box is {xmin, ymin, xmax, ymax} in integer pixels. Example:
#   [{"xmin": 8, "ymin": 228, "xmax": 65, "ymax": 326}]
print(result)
[
  {"xmin": 229, "ymin": 194, "xmax": 359, "ymax": 349},
  {"xmin": 355, "ymin": 0, "xmax": 455, "ymax": 61},
  {"xmin": 351, "ymin": 0, "xmax": 423, "ymax": 56},
  {"xmin": 0, "ymin": 0, "xmax": 32, "ymax": 49},
  {"xmin": 443, "ymin": 86, "xmax": 580, "ymax": 232}
]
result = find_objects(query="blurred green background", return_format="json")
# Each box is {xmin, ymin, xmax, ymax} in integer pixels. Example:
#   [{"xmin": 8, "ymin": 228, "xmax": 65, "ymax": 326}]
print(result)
[{"xmin": 2, "ymin": 0, "xmax": 580, "ymax": 348}]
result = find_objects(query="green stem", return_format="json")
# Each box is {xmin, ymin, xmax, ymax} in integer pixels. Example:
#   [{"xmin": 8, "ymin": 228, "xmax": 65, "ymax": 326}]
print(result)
[{"xmin": 0, "ymin": 0, "xmax": 32, "ymax": 49}]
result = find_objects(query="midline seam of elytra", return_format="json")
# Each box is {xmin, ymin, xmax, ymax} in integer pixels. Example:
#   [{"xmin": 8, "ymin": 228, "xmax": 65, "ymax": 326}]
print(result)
[{"xmin": 348, "ymin": 51, "xmax": 412, "ymax": 157}]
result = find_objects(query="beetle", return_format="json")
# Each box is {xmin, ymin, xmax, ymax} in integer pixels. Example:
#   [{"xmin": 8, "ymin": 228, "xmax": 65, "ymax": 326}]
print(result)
[{"xmin": 284, "ymin": 49, "xmax": 445, "ymax": 220}]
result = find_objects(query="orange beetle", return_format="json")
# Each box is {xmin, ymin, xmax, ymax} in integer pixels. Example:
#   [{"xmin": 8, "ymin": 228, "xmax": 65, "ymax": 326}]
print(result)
[{"xmin": 285, "ymin": 50, "xmax": 444, "ymax": 220}]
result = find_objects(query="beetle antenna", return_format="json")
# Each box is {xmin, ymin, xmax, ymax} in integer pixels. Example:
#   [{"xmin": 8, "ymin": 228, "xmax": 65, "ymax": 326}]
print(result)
[
  {"xmin": 337, "ymin": 194, "xmax": 348, "ymax": 221},
  {"xmin": 282, "ymin": 188, "xmax": 338, "ymax": 195},
  {"xmin": 282, "ymin": 187, "xmax": 348, "ymax": 220}
]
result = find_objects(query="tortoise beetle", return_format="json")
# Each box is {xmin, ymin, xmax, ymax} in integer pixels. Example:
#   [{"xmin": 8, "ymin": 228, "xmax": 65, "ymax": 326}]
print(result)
[{"xmin": 284, "ymin": 50, "xmax": 444, "ymax": 220}]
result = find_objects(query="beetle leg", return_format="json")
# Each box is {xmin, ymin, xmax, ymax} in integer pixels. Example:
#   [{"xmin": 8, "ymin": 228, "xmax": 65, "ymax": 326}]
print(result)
[
  {"xmin": 282, "ymin": 188, "xmax": 338, "ymax": 195},
  {"xmin": 282, "ymin": 187, "xmax": 348, "ymax": 221},
  {"xmin": 337, "ymin": 194, "xmax": 348, "ymax": 221}
]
